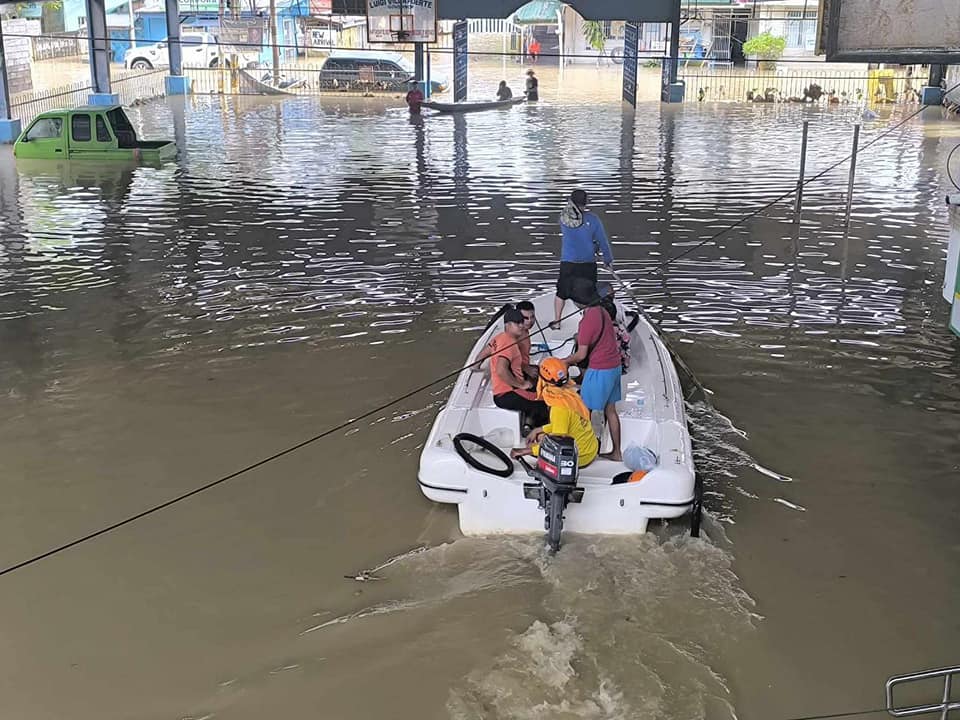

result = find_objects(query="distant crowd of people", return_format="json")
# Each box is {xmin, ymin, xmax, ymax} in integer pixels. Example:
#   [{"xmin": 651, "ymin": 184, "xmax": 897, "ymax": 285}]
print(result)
[{"xmin": 405, "ymin": 70, "xmax": 540, "ymax": 113}]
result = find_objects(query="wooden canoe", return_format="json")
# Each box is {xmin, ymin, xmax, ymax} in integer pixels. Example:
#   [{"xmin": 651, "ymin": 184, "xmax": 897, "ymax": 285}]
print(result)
[{"xmin": 421, "ymin": 97, "xmax": 525, "ymax": 113}]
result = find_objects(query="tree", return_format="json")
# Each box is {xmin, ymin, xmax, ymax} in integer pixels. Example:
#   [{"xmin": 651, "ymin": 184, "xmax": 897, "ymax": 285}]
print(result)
[
  {"xmin": 583, "ymin": 20, "xmax": 605, "ymax": 54},
  {"xmin": 742, "ymin": 31, "xmax": 787, "ymax": 70}
]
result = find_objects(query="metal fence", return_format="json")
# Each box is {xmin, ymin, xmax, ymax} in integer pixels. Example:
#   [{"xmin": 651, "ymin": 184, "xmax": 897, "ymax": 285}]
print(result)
[
  {"xmin": 8, "ymin": 68, "xmax": 167, "ymax": 124},
  {"xmin": 679, "ymin": 67, "xmax": 919, "ymax": 105},
  {"xmin": 186, "ymin": 64, "xmax": 418, "ymax": 96},
  {"xmin": 9, "ymin": 80, "xmax": 93, "ymax": 123},
  {"xmin": 113, "ymin": 68, "xmax": 168, "ymax": 106}
]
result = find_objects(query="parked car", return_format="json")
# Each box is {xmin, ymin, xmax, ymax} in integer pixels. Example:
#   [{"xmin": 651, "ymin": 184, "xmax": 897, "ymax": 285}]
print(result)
[
  {"xmin": 318, "ymin": 50, "xmax": 448, "ymax": 93},
  {"xmin": 123, "ymin": 32, "xmax": 250, "ymax": 71}
]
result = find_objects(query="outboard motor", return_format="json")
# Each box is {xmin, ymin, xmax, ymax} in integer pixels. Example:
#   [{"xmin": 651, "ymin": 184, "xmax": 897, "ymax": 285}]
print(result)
[{"xmin": 521, "ymin": 434, "xmax": 584, "ymax": 552}]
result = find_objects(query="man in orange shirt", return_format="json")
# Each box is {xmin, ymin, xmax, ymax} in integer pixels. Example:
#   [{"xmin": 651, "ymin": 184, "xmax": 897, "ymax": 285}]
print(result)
[
  {"xmin": 529, "ymin": 38, "xmax": 541, "ymax": 63},
  {"xmin": 486, "ymin": 308, "xmax": 549, "ymax": 426}
]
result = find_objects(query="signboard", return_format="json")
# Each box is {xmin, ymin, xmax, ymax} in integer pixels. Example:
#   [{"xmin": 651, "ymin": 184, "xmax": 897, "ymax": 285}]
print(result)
[
  {"xmin": 622, "ymin": 22, "xmax": 639, "ymax": 106},
  {"xmin": 220, "ymin": 18, "xmax": 264, "ymax": 47},
  {"xmin": 310, "ymin": 0, "xmax": 333, "ymax": 13},
  {"xmin": 819, "ymin": 0, "xmax": 960, "ymax": 63},
  {"xmin": 453, "ymin": 20, "xmax": 467, "ymax": 102},
  {"xmin": 947, "ymin": 198, "xmax": 960, "ymax": 337},
  {"xmin": 366, "ymin": 0, "xmax": 438, "ymax": 43}
]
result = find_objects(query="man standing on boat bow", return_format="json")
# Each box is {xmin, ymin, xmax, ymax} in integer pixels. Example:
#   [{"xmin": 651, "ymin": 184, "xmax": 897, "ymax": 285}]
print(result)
[{"xmin": 551, "ymin": 189, "xmax": 614, "ymax": 329}]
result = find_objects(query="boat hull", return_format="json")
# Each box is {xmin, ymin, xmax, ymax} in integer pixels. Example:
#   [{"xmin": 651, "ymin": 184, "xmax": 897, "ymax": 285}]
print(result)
[
  {"xmin": 421, "ymin": 97, "xmax": 525, "ymax": 113},
  {"xmin": 417, "ymin": 292, "xmax": 696, "ymax": 537}
]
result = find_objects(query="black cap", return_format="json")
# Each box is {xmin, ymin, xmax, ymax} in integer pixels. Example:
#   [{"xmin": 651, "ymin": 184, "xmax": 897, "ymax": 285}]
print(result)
[
  {"xmin": 569, "ymin": 277, "xmax": 601, "ymax": 306},
  {"xmin": 503, "ymin": 307, "xmax": 525, "ymax": 325}
]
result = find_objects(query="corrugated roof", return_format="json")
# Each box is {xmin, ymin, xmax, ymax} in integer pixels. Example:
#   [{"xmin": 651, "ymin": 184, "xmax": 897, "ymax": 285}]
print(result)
[{"xmin": 513, "ymin": 0, "xmax": 562, "ymax": 24}]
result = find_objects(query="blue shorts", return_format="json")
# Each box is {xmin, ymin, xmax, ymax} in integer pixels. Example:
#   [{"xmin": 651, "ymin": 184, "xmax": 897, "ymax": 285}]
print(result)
[{"xmin": 580, "ymin": 367, "xmax": 622, "ymax": 410}]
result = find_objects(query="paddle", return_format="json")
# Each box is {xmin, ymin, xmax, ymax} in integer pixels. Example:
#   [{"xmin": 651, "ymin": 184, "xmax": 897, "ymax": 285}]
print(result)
[{"xmin": 606, "ymin": 267, "xmax": 708, "ymax": 403}]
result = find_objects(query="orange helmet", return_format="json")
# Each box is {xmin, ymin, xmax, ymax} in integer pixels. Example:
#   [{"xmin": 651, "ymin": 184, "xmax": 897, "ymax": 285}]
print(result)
[{"xmin": 539, "ymin": 357, "xmax": 569, "ymax": 386}]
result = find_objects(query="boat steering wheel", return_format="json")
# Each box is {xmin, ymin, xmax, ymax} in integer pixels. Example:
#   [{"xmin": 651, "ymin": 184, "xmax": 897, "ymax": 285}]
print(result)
[{"xmin": 453, "ymin": 433, "xmax": 515, "ymax": 478}]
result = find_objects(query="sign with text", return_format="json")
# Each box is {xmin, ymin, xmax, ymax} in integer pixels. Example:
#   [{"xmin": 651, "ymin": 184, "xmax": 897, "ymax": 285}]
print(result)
[
  {"xmin": 660, "ymin": 57, "xmax": 671, "ymax": 102},
  {"xmin": 453, "ymin": 20, "xmax": 468, "ymax": 102},
  {"xmin": 622, "ymin": 22, "xmax": 639, "ymax": 106},
  {"xmin": 366, "ymin": 0, "xmax": 438, "ymax": 43},
  {"xmin": 219, "ymin": 18, "xmax": 265, "ymax": 47}
]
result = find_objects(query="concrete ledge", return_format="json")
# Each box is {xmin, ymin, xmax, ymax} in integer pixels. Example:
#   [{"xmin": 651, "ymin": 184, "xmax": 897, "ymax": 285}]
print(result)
[
  {"xmin": 165, "ymin": 75, "xmax": 192, "ymax": 96},
  {"xmin": 88, "ymin": 93, "xmax": 120, "ymax": 106},
  {"xmin": 0, "ymin": 118, "xmax": 23, "ymax": 144}
]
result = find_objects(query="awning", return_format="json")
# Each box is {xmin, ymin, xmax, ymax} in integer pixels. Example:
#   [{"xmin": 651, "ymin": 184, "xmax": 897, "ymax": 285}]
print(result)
[{"xmin": 513, "ymin": 0, "xmax": 562, "ymax": 24}]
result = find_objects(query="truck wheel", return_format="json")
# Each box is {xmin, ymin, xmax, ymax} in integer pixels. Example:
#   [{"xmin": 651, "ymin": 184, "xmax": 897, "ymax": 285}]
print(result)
[{"xmin": 131, "ymin": 59, "xmax": 153, "ymax": 70}]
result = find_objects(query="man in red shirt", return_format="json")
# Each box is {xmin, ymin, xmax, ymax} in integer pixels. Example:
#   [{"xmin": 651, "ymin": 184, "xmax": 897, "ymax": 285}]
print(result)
[
  {"xmin": 405, "ymin": 80, "xmax": 424, "ymax": 114},
  {"xmin": 561, "ymin": 278, "xmax": 623, "ymax": 461},
  {"xmin": 529, "ymin": 38, "xmax": 541, "ymax": 63}
]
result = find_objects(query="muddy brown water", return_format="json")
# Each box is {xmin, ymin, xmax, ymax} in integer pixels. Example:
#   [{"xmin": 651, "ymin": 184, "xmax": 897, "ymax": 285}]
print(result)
[{"xmin": 1, "ymin": 93, "xmax": 958, "ymax": 719}]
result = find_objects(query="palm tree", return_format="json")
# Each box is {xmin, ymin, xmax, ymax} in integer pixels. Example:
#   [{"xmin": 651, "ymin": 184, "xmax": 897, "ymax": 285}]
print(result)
[{"xmin": 584, "ymin": 20, "xmax": 605, "ymax": 55}]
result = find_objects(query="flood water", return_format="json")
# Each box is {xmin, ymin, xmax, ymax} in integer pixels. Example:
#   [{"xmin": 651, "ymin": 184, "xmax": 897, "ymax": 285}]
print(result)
[{"xmin": 1, "ymin": 90, "xmax": 959, "ymax": 720}]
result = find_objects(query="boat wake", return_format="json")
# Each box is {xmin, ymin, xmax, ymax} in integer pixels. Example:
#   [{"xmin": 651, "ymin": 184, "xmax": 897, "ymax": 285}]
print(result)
[
  {"xmin": 446, "ymin": 534, "xmax": 758, "ymax": 720},
  {"xmin": 293, "ymin": 531, "xmax": 757, "ymax": 720}
]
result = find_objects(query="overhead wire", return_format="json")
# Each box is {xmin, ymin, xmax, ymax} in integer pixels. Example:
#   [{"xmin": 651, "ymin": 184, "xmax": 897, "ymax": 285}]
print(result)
[
  {"xmin": 0, "ymin": 80, "xmax": 955, "ymax": 579},
  {"xmin": 1, "ymin": 29, "xmax": 908, "ymax": 65}
]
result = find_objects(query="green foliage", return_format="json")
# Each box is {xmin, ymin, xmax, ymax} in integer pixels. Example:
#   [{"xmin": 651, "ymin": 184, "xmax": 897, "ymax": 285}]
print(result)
[
  {"xmin": 742, "ymin": 32, "xmax": 787, "ymax": 60},
  {"xmin": 16, "ymin": 0, "xmax": 62, "ymax": 12},
  {"xmin": 583, "ymin": 20, "xmax": 605, "ymax": 53}
]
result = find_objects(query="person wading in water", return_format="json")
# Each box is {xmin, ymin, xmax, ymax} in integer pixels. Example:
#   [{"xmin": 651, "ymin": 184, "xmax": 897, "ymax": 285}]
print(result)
[
  {"xmin": 525, "ymin": 69, "xmax": 539, "ymax": 101},
  {"xmin": 551, "ymin": 189, "xmax": 614, "ymax": 329}
]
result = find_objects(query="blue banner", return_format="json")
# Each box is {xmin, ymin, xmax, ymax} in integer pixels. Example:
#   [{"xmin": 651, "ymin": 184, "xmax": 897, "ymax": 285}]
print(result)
[
  {"xmin": 453, "ymin": 20, "xmax": 468, "ymax": 103},
  {"xmin": 622, "ymin": 22, "xmax": 639, "ymax": 106}
]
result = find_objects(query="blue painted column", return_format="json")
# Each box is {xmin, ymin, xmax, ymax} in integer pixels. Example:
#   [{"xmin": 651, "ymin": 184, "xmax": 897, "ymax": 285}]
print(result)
[
  {"xmin": 163, "ymin": 0, "xmax": 191, "ymax": 95},
  {"xmin": 0, "ymin": 20, "xmax": 23, "ymax": 142},
  {"xmin": 414, "ymin": 43, "xmax": 425, "ymax": 93},
  {"xmin": 85, "ymin": 0, "xmax": 119, "ymax": 105}
]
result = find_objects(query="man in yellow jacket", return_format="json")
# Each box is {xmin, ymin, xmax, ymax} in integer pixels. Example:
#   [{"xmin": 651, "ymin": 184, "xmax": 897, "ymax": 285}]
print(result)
[{"xmin": 510, "ymin": 357, "xmax": 599, "ymax": 467}]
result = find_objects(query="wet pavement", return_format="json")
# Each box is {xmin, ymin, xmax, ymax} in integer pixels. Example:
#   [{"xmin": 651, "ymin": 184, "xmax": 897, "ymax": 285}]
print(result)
[{"xmin": 0, "ymin": 93, "xmax": 958, "ymax": 719}]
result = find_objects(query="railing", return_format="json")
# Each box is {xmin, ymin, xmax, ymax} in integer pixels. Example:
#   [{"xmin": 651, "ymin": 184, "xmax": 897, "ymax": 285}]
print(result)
[
  {"xmin": 887, "ymin": 666, "xmax": 960, "ymax": 718},
  {"xmin": 186, "ymin": 64, "xmax": 421, "ymax": 96},
  {"xmin": 467, "ymin": 18, "xmax": 522, "ymax": 36},
  {"xmin": 679, "ymin": 67, "xmax": 918, "ymax": 105},
  {"xmin": 9, "ymin": 80, "xmax": 93, "ymax": 123},
  {"xmin": 8, "ymin": 68, "xmax": 167, "ymax": 124},
  {"xmin": 112, "ymin": 68, "xmax": 167, "ymax": 106}
]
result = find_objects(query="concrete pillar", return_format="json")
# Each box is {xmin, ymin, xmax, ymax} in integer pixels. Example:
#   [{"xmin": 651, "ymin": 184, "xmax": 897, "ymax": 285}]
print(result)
[
  {"xmin": 414, "ymin": 43, "xmax": 425, "ymax": 92},
  {"xmin": 163, "ymin": 0, "xmax": 192, "ymax": 95},
  {"xmin": 85, "ymin": 0, "xmax": 118, "ymax": 104},
  {"xmin": 0, "ymin": 20, "xmax": 23, "ymax": 142},
  {"xmin": 668, "ymin": 1, "xmax": 681, "ymax": 84}
]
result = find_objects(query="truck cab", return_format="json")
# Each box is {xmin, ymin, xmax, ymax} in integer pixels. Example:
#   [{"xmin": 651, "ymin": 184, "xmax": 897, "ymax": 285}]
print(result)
[
  {"xmin": 123, "ymin": 32, "xmax": 248, "ymax": 70},
  {"xmin": 14, "ymin": 106, "xmax": 176, "ymax": 163}
]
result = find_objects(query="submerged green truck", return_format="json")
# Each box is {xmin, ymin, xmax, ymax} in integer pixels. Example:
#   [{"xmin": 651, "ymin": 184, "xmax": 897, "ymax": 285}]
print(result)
[{"xmin": 14, "ymin": 106, "xmax": 176, "ymax": 163}]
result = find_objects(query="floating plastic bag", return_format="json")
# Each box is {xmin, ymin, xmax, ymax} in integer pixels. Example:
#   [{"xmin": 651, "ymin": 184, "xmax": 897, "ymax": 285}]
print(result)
[{"xmin": 623, "ymin": 445, "xmax": 658, "ymax": 472}]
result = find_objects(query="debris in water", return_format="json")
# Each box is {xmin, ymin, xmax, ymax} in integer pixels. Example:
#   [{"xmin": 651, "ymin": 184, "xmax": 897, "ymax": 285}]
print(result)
[{"xmin": 344, "ymin": 545, "xmax": 430, "ymax": 582}]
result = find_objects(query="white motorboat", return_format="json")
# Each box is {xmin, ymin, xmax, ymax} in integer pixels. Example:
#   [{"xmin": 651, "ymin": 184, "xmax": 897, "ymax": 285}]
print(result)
[{"xmin": 418, "ymin": 292, "xmax": 701, "ymax": 547}]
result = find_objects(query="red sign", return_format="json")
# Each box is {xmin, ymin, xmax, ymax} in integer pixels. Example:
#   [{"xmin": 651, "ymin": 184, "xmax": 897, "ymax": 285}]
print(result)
[{"xmin": 310, "ymin": 0, "xmax": 332, "ymax": 14}]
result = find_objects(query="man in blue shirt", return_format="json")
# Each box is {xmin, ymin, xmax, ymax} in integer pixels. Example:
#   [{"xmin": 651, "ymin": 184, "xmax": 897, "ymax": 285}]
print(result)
[{"xmin": 551, "ymin": 189, "xmax": 614, "ymax": 328}]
